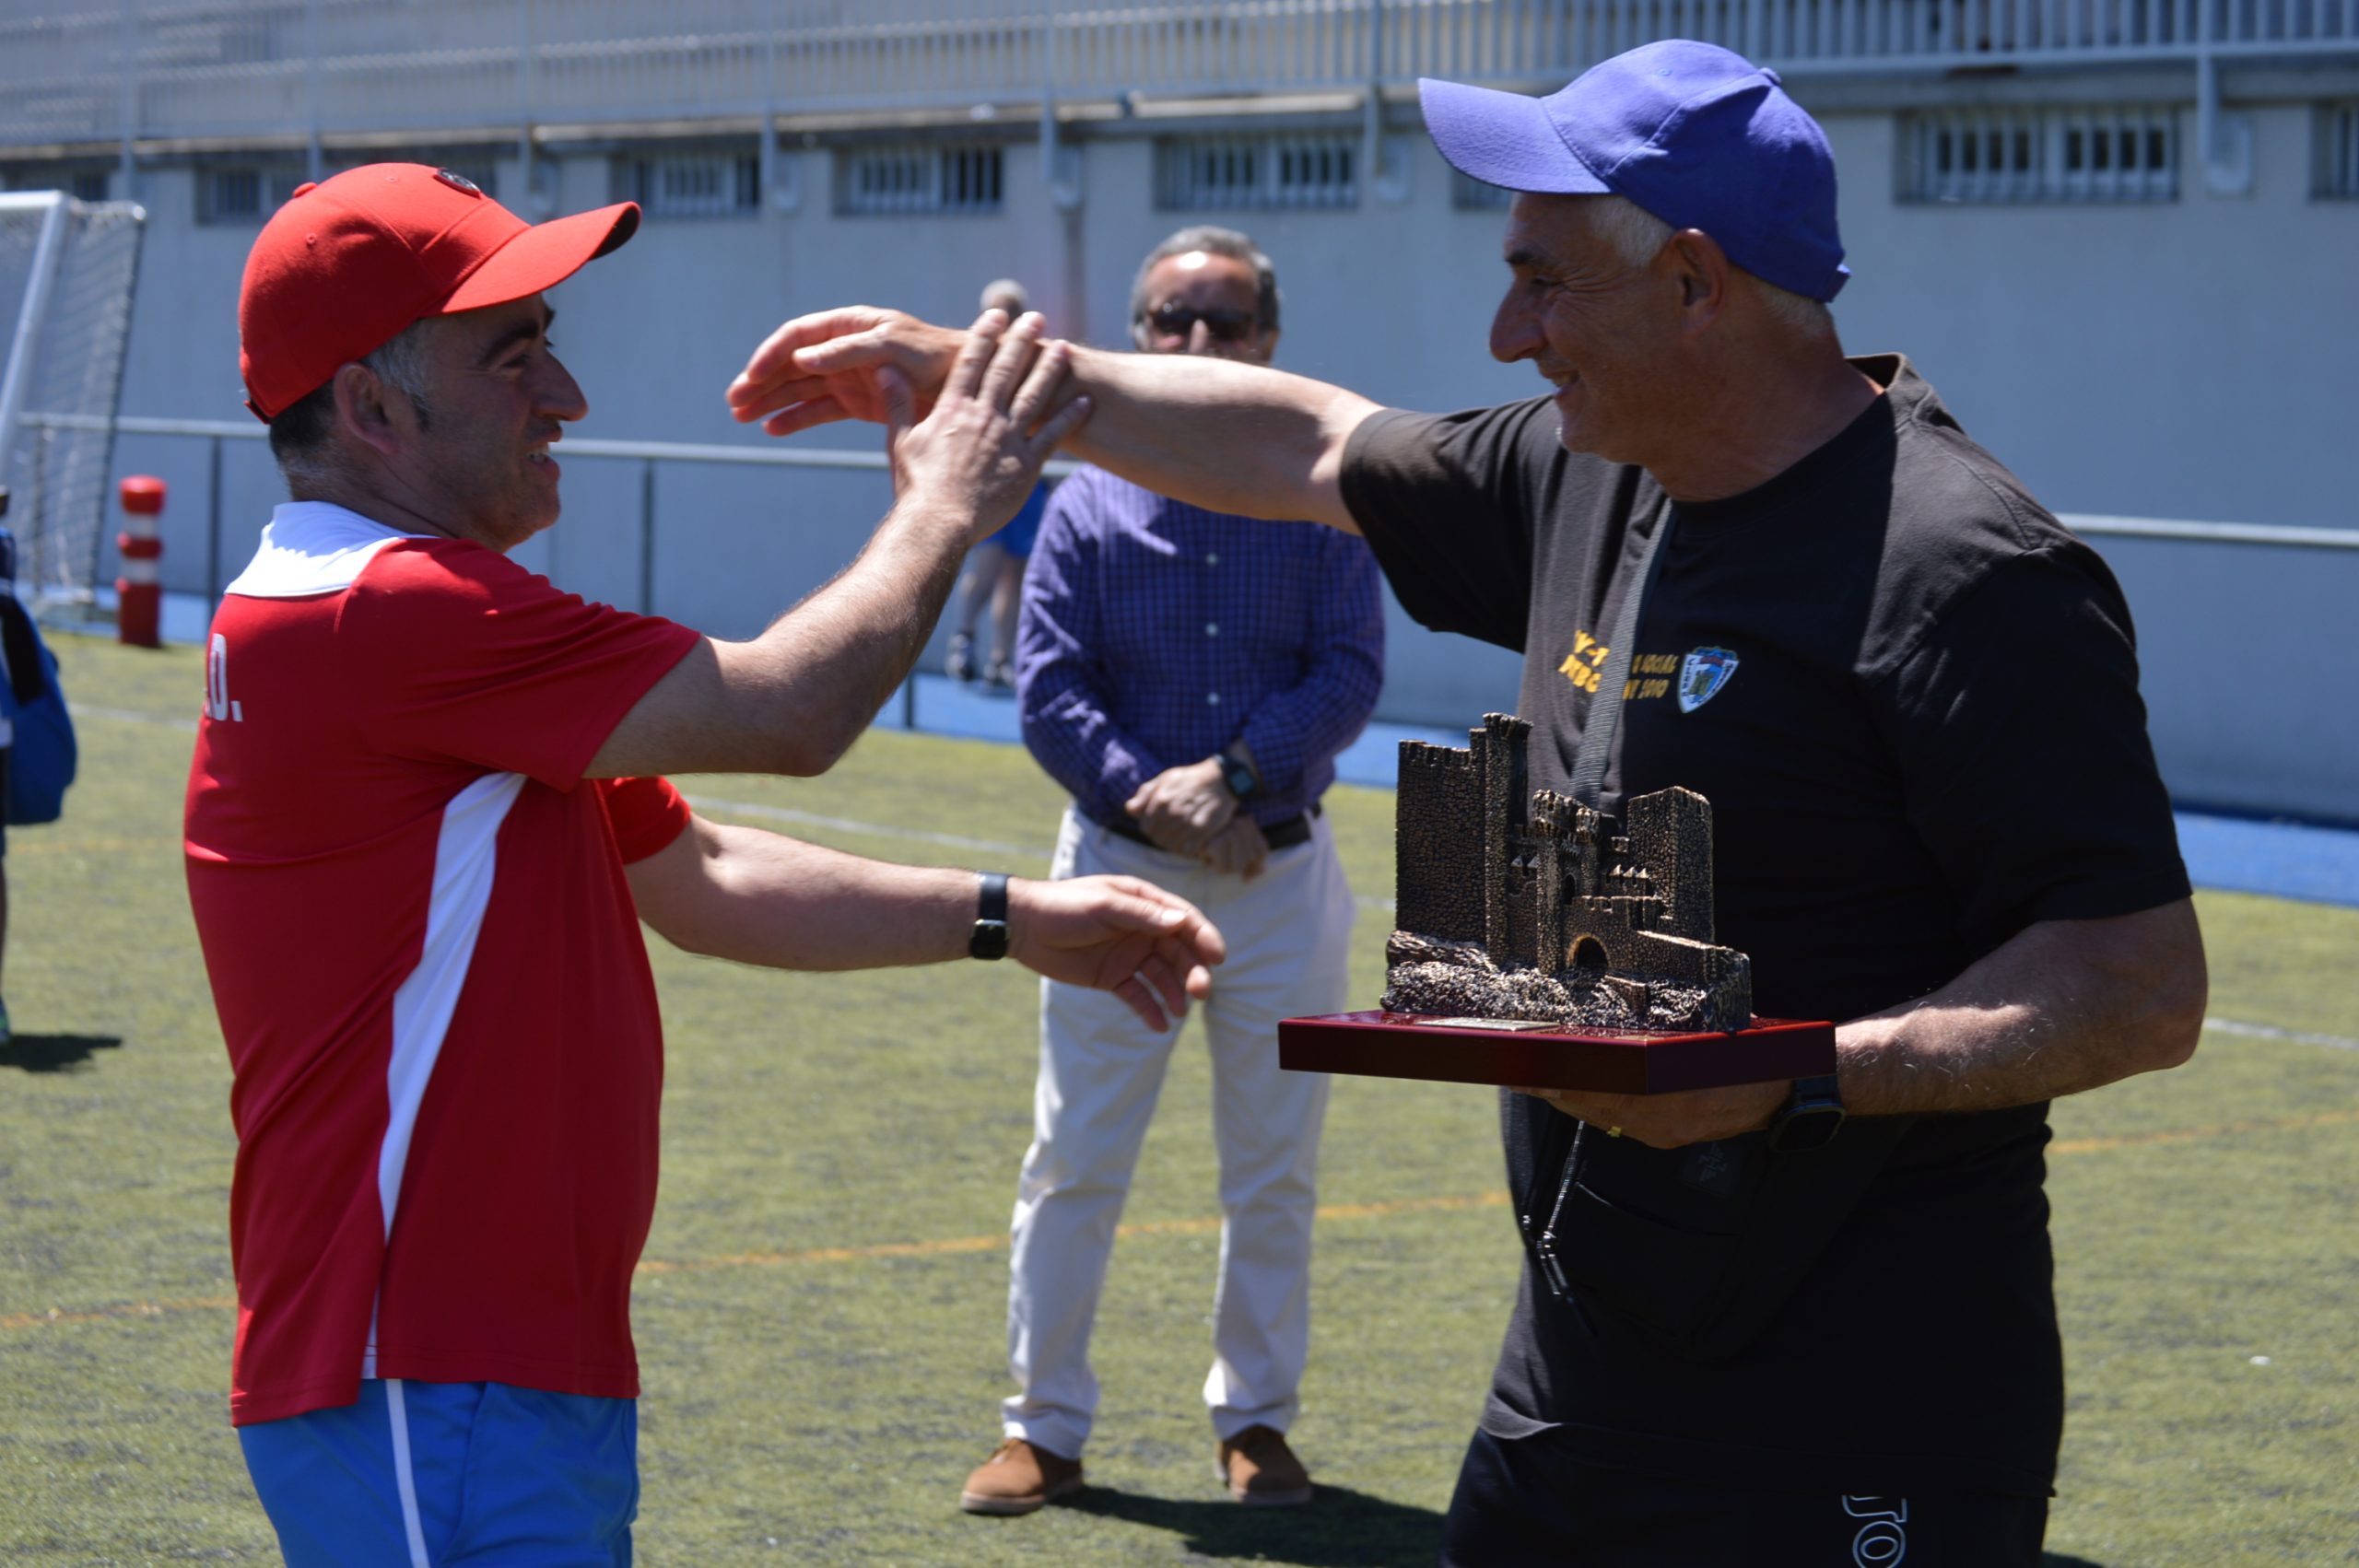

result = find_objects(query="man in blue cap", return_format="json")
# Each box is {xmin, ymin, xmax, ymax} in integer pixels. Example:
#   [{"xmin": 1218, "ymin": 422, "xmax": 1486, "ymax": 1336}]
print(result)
[{"xmin": 733, "ymin": 41, "xmax": 2206, "ymax": 1563}]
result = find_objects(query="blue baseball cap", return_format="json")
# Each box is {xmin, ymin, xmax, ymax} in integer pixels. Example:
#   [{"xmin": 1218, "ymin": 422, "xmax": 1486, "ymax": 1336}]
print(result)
[{"xmin": 1419, "ymin": 41, "xmax": 1848, "ymax": 302}]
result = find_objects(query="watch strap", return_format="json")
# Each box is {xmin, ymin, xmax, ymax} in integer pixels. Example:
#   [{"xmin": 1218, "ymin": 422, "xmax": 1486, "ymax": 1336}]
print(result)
[
  {"xmin": 1768, "ymin": 1071, "xmax": 1845, "ymax": 1153},
  {"xmin": 1219, "ymin": 749, "xmax": 1261, "ymax": 802},
  {"xmin": 969, "ymin": 872, "xmax": 1010, "ymax": 961}
]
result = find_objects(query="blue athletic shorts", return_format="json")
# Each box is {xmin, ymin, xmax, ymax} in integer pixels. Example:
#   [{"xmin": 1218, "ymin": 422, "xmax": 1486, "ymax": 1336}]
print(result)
[{"xmin": 239, "ymin": 1379, "xmax": 637, "ymax": 1566}]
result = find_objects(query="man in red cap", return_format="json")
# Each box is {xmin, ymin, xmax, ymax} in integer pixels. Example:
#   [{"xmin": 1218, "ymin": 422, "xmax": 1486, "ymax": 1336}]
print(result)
[{"xmin": 186, "ymin": 163, "xmax": 1225, "ymax": 1562}]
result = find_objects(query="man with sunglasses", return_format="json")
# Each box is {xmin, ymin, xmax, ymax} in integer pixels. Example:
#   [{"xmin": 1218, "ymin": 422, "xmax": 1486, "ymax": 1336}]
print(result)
[
  {"xmin": 732, "ymin": 43, "xmax": 2203, "ymax": 1565},
  {"xmin": 954, "ymin": 226, "xmax": 1385, "ymax": 1516}
]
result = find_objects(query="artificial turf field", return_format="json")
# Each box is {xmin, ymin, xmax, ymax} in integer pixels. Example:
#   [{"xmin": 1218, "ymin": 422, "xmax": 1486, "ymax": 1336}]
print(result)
[{"xmin": 3, "ymin": 634, "xmax": 2355, "ymax": 1566}]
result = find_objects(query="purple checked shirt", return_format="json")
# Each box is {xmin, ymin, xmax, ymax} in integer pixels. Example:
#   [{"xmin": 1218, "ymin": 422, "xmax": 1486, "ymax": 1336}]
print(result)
[{"xmin": 1015, "ymin": 465, "xmax": 1385, "ymax": 832}]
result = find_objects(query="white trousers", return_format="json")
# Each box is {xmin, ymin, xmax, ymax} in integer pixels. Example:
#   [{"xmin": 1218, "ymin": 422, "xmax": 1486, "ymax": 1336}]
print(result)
[{"xmin": 1001, "ymin": 806, "xmax": 1356, "ymax": 1457}]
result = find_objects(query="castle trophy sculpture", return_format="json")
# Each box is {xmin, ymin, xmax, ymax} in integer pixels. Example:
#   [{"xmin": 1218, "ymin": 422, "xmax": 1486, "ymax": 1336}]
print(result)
[{"xmin": 1279, "ymin": 716, "xmax": 1833, "ymax": 1094}]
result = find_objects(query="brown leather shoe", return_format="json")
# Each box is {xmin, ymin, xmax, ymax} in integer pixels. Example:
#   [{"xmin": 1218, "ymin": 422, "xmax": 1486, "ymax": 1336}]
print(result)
[
  {"xmin": 959, "ymin": 1436, "xmax": 1085, "ymax": 1515},
  {"xmin": 1217, "ymin": 1424, "xmax": 1313, "ymax": 1506}
]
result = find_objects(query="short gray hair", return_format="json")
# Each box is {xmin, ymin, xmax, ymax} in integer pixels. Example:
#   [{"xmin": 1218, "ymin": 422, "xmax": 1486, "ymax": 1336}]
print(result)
[
  {"xmin": 267, "ymin": 317, "xmax": 438, "ymax": 489},
  {"xmin": 979, "ymin": 277, "xmax": 1029, "ymax": 316},
  {"xmin": 1128, "ymin": 225, "xmax": 1280, "ymax": 345},
  {"xmin": 1583, "ymin": 194, "xmax": 1834, "ymax": 338}
]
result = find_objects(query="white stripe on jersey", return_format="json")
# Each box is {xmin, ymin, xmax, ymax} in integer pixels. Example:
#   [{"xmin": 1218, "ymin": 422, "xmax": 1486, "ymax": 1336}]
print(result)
[
  {"xmin": 224, "ymin": 502, "xmax": 430, "ymax": 600},
  {"xmin": 379, "ymin": 770, "xmax": 528, "ymax": 1244}
]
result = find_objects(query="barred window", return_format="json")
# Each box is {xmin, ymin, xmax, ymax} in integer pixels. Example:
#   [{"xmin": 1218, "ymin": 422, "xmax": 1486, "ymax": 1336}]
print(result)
[
  {"xmin": 1905, "ymin": 107, "xmax": 2177, "ymax": 203},
  {"xmin": 1451, "ymin": 169, "xmax": 1513, "ymax": 211},
  {"xmin": 615, "ymin": 152, "xmax": 760, "ymax": 217},
  {"xmin": 836, "ymin": 145, "xmax": 1003, "ymax": 216},
  {"xmin": 1156, "ymin": 133, "xmax": 1357, "ymax": 211},
  {"xmin": 197, "ymin": 166, "xmax": 306, "ymax": 224},
  {"xmin": 2321, "ymin": 102, "xmax": 2359, "ymax": 198}
]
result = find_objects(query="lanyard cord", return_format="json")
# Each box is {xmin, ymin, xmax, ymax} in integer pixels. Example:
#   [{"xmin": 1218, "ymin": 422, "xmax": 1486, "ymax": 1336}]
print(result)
[{"xmin": 1530, "ymin": 492, "xmax": 1673, "ymax": 1319}]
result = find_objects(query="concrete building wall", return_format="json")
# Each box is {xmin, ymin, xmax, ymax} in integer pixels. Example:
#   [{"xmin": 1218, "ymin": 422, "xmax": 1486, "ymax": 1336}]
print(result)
[
  {"xmin": 1823, "ymin": 99, "xmax": 2359, "ymax": 531},
  {"xmin": 44, "ymin": 89, "xmax": 2359, "ymax": 815}
]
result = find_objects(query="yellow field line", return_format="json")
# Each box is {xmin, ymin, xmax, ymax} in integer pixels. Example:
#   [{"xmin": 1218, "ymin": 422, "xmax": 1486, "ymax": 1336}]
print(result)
[
  {"xmin": 12, "ymin": 837, "xmax": 172, "ymax": 856},
  {"xmin": 0, "ymin": 1192, "xmax": 1516, "ymax": 1331},
  {"xmin": 2048, "ymin": 1105, "xmax": 2359, "ymax": 1154},
  {"xmin": 6, "ymin": 1113, "xmax": 2349, "ymax": 1335},
  {"xmin": 0, "ymin": 1293, "xmax": 238, "ymax": 1331},
  {"xmin": 633, "ymin": 1189, "xmax": 1513, "ymax": 1278}
]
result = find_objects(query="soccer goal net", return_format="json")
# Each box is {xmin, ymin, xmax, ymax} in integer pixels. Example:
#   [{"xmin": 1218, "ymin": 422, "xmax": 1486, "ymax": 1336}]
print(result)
[{"xmin": 0, "ymin": 192, "xmax": 146, "ymax": 620}]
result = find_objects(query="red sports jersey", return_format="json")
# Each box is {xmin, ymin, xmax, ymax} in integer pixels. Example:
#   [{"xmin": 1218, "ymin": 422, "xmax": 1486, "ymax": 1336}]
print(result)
[{"xmin": 184, "ymin": 502, "xmax": 701, "ymax": 1426}]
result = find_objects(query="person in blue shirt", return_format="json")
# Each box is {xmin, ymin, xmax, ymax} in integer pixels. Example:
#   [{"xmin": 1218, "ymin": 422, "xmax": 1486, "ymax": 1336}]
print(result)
[
  {"xmin": 945, "ymin": 280, "xmax": 1051, "ymax": 690},
  {"xmin": 0, "ymin": 520, "xmax": 17, "ymax": 1047},
  {"xmin": 958, "ymin": 228, "xmax": 1385, "ymax": 1517}
]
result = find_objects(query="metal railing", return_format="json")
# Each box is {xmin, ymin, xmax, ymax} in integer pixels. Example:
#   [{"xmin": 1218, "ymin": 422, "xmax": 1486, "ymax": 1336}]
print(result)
[
  {"xmin": 18, "ymin": 406, "xmax": 2357, "ymax": 744},
  {"xmin": 18, "ymin": 410, "xmax": 1095, "ymax": 614},
  {"xmin": 5, "ymin": 0, "xmax": 2356, "ymax": 151},
  {"xmin": 21, "ymin": 410, "xmax": 2358, "ymax": 607}
]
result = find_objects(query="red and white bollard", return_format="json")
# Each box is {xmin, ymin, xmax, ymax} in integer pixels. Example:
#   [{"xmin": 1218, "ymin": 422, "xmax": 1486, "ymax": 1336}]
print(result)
[{"xmin": 116, "ymin": 474, "xmax": 166, "ymax": 648}]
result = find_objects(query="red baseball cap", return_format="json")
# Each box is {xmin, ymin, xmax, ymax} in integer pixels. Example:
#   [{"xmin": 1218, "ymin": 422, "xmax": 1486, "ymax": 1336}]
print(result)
[{"xmin": 238, "ymin": 163, "xmax": 640, "ymax": 421}]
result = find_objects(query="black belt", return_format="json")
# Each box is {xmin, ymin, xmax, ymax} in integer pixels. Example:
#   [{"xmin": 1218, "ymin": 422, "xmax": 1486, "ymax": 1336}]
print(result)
[{"xmin": 1096, "ymin": 801, "xmax": 1320, "ymax": 852}]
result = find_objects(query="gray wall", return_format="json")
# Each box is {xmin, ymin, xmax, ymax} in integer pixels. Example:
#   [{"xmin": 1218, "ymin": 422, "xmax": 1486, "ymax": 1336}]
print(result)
[
  {"xmin": 1823, "ymin": 104, "xmax": 2359, "ymax": 532},
  {"xmin": 75, "ymin": 98, "xmax": 2359, "ymax": 817},
  {"xmin": 2087, "ymin": 533, "xmax": 2359, "ymax": 824}
]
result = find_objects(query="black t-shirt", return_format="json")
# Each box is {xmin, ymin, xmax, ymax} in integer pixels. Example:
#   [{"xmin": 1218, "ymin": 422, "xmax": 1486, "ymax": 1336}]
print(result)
[{"xmin": 1340, "ymin": 355, "xmax": 2190, "ymax": 1498}]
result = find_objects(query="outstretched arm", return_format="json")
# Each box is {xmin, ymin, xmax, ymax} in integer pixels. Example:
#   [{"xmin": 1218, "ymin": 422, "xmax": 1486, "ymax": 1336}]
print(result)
[
  {"xmin": 625, "ymin": 813, "xmax": 1226, "ymax": 1032},
  {"xmin": 1521, "ymin": 897, "xmax": 2208, "ymax": 1149},
  {"xmin": 585, "ymin": 311, "xmax": 1090, "ymax": 781},
  {"xmin": 724, "ymin": 307, "xmax": 1384, "ymax": 532}
]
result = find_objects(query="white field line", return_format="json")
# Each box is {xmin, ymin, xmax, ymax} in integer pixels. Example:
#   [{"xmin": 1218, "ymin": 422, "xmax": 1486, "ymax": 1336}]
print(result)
[
  {"xmin": 96, "ymin": 706, "xmax": 2359, "ymax": 945},
  {"xmin": 72, "ymin": 702, "xmax": 198, "ymax": 732},
  {"xmin": 686, "ymin": 791, "xmax": 1401, "ymax": 911},
  {"xmin": 679, "ymin": 792, "xmax": 1041, "ymax": 860},
  {"xmin": 70, "ymin": 703, "xmax": 1402, "ymax": 907},
  {"xmin": 2201, "ymin": 1016, "xmax": 2359, "ymax": 1053}
]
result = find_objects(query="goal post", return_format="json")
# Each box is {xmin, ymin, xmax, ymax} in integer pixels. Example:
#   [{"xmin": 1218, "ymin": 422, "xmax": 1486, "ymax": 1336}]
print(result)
[{"xmin": 0, "ymin": 192, "xmax": 146, "ymax": 621}]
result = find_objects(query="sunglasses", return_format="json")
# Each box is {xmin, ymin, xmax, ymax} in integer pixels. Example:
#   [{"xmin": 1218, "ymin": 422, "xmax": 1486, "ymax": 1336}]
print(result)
[{"xmin": 1144, "ymin": 302, "xmax": 1261, "ymax": 343}]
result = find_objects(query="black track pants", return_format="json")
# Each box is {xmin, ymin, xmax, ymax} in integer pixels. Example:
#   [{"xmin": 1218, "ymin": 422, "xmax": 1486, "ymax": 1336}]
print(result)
[{"xmin": 1439, "ymin": 1427, "xmax": 2048, "ymax": 1568}]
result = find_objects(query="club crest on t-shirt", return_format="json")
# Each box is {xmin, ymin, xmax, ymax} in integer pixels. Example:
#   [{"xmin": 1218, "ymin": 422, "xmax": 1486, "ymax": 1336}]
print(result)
[{"xmin": 1678, "ymin": 647, "xmax": 1739, "ymax": 712}]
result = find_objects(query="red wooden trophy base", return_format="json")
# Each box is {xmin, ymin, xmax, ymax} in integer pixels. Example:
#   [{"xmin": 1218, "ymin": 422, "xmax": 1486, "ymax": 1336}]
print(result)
[{"xmin": 1277, "ymin": 1011, "xmax": 1836, "ymax": 1095}]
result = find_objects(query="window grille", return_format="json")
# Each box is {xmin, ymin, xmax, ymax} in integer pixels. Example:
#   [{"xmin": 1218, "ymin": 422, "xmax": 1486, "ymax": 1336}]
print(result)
[
  {"xmin": 1451, "ymin": 169, "xmax": 1513, "ymax": 210},
  {"xmin": 2321, "ymin": 103, "xmax": 2359, "ymax": 198},
  {"xmin": 615, "ymin": 153, "xmax": 760, "ymax": 217},
  {"xmin": 1905, "ymin": 107, "xmax": 2177, "ymax": 203},
  {"xmin": 1155, "ymin": 134, "xmax": 1357, "ymax": 211},
  {"xmin": 197, "ymin": 166, "xmax": 306, "ymax": 223},
  {"xmin": 836, "ymin": 145, "xmax": 1004, "ymax": 216}
]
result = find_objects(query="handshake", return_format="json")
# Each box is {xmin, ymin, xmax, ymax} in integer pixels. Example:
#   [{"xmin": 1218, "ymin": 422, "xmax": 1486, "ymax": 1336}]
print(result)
[{"xmin": 1125, "ymin": 753, "xmax": 1271, "ymax": 881}]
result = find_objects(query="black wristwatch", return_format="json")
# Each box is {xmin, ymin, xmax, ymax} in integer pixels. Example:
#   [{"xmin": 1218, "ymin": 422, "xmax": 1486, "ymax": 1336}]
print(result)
[
  {"xmin": 1218, "ymin": 748, "xmax": 1261, "ymax": 802},
  {"xmin": 1767, "ymin": 1073, "xmax": 1845, "ymax": 1153},
  {"xmin": 968, "ymin": 872, "xmax": 1010, "ymax": 961}
]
